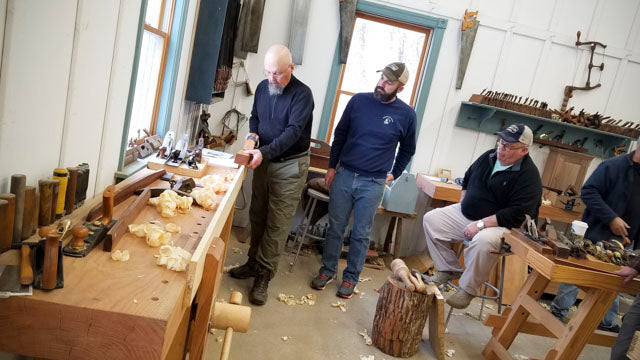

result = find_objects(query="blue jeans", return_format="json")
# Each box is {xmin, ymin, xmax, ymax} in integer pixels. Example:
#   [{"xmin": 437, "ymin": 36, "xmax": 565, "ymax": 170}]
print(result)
[
  {"xmin": 551, "ymin": 282, "xmax": 619, "ymax": 327},
  {"xmin": 319, "ymin": 167, "xmax": 385, "ymax": 283}
]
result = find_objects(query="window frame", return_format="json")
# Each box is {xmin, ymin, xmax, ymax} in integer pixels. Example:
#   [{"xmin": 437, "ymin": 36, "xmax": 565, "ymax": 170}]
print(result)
[
  {"xmin": 326, "ymin": 11, "xmax": 432, "ymax": 142},
  {"xmin": 317, "ymin": 1, "xmax": 448, "ymax": 147}
]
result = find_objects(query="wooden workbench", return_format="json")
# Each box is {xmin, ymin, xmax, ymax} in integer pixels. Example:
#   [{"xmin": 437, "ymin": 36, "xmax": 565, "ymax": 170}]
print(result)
[
  {"xmin": 0, "ymin": 165, "xmax": 245, "ymax": 359},
  {"xmin": 482, "ymin": 231, "xmax": 640, "ymax": 359}
]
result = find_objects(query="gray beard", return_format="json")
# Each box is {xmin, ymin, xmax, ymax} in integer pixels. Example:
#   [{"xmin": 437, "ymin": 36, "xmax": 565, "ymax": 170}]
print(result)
[{"xmin": 268, "ymin": 83, "xmax": 283, "ymax": 96}]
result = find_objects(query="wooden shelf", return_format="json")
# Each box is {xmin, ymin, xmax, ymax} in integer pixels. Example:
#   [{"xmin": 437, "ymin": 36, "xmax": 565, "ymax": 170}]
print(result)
[{"xmin": 456, "ymin": 101, "xmax": 634, "ymax": 158}]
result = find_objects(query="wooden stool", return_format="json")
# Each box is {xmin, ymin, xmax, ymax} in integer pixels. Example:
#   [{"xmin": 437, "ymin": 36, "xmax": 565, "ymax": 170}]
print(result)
[{"xmin": 378, "ymin": 208, "xmax": 416, "ymax": 259}]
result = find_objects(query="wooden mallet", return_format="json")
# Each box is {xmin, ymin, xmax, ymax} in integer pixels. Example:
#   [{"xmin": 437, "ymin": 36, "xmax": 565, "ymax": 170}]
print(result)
[{"xmin": 211, "ymin": 291, "xmax": 252, "ymax": 360}]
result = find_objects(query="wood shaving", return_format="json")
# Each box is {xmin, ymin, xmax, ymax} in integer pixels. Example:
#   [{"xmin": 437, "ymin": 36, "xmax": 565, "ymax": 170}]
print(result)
[
  {"xmin": 148, "ymin": 190, "xmax": 193, "ymax": 217},
  {"xmin": 359, "ymin": 329, "xmax": 372, "ymax": 345},
  {"xmin": 359, "ymin": 356, "xmax": 374, "ymax": 360},
  {"xmin": 128, "ymin": 222, "xmax": 172, "ymax": 247},
  {"xmin": 484, "ymin": 304, "xmax": 495, "ymax": 310},
  {"xmin": 165, "ymin": 223, "xmax": 181, "ymax": 233},
  {"xmin": 359, "ymin": 276, "xmax": 372, "ymax": 282},
  {"xmin": 133, "ymin": 299, "xmax": 138, "ymax": 304},
  {"xmin": 209, "ymin": 328, "xmax": 216, "ymax": 334},
  {"xmin": 231, "ymin": 247, "xmax": 242, "ymax": 254},
  {"xmin": 281, "ymin": 336, "xmax": 291, "ymax": 341},
  {"xmin": 514, "ymin": 354, "xmax": 529, "ymax": 360},
  {"xmin": 223, "ymin": 263, "xmax": 240, "ymax": 273},
  {"xmin": 354, "ymin": 288, "xmax": 361, "ymax": 295},
  {"xmin": 155, "ymin": 245, "xmax": 191, "ymax": 272},
  {"xmin": 331, "ymin": 301, "xmax": 347, "ymax": 312},
  {"xmin": 111, "ymin": 249, "xmax": 130, "ymax": 262},
  {"xmin": 277, "ymin": 293, "xmax": 316, "ymax": 306},
  {"xmin": 538, "ymin": 302, "xmax": 551, "ymax": 311},
  {"xmin": 359, "ymin": 292, "xmax": 366, "ymax": 299},
  {"xmin": 216, "ymin": 336, "xmax": 223, "ymax": 342},
  {"xmin": 445, "ymin": 349, "xmax": 455, "ymax": 357}
]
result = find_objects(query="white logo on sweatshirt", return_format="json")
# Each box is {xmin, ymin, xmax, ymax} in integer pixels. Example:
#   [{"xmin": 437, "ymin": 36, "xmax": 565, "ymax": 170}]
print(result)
[{"xmin": 383, "ymin": 116, "xmax": 394, "ymax": 125}]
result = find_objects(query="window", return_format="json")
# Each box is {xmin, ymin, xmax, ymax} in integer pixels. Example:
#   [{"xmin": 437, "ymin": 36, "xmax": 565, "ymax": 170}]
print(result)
[
  {"xmin": 326, "ymin": 12, "xmax": 431, "ymax": 143},
  {"xmin": 126, "ymin": 0, "xmax": 175, "ymax": 142}
]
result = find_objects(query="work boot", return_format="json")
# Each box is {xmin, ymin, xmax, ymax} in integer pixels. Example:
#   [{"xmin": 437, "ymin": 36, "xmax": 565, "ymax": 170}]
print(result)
[
  {"xmin": 422, "ymin": 271, "xmax": 461, "ymax": 286},
  {"xmin": 446, "ymin": 289, "xmax": 475, "ymax": 309},
  {"xmin": 249, "ymin": 266, "xmax": 271, "ymax": 305},
  {"xmin": 229, "ymin": 258, "xmax": 259, "ymax": 279}
]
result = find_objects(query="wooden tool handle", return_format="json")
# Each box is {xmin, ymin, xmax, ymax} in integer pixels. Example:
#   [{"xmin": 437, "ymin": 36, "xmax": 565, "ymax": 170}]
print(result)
[
  {"xmin": 71, "ymin": 225, "xmax": 89, "ymax": 250},
  {"xmin": 0, "ymin": 194, "xmax": 16, "ymax": 250},
  {"xmin": 38, "ymin": 180, "xmax": 54, "ymax": 226},
  {"xmin": 52, "ymin": 168, "xmax": 68, "ymax": 217},
  {"xmin": 10, "ymin": 174, "xmax": 26, "ymax": 244},
  {"xmin": 0, "ymin": 198, "xmax": 12, "ymax": 251},
  {"xmin": 31, "ymin": 190, "xmax": 39, "ymax": 236},
  {"xmin": 20, "ymin": 245, "xmax": 33, "ymax": 285},
  {"xmin": 65, "ymin": 167, "xmax": 78, "ymax": 215},
  {"xmin": 42, "ymin": 232, "xmax": 60, "ymax": 290},
  {"xmin": 221, "ymin": 328, "xmax": 234, "ymax": 360},
  {"xmin": 21, "ymin": 186, "xmax": 36, "ymax": 240},
  {"xmin": 104, "ymin": 189, "xmax": 150, "ymax": 251},
  {"xmin": 101, "ymin": 185, "xmax": 116, "ymax": 226},
  {"xmin": 49, "ymin": 180, "xmax": 59, "ymax": 224}
]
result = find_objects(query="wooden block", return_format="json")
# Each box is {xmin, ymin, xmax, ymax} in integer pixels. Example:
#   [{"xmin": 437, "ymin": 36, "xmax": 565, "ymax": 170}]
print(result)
[
  {"xmin": 428, "ymin": 283, "xmax": 445, "ymax": 360},
  {"xmin": 10, "ymin": 174, "xmax": 26, "ymax": 244},
  {"xmin": 403, "ymin": 252, "xmax": 435, "ymax": 274},
  {"xmin": 103, "ymin": 189, "xmax": 151, "ymax": 252},
  {"xmin": 38, "ymin": 180, "xmax": 55, "ymax": 226},
  {"xmin": 21, "ymin": 186, "xmax": 36, "ymax": 240},
  {"xmin": 0, "ymin": 196, "xmax": 14, "ymax": 252},
  {"xmin": 146, "ymin": 156, "xmax": 208, "ymax": 178},
  {"xmin": 234, "ymin": 150, "xmax": 252, "ymax": 165}
]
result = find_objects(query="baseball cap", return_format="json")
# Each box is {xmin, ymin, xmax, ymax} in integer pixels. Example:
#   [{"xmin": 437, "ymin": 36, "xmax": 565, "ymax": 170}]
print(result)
[
  {"xmin": 495, "ymin": 124, "xmax": 533, "ymax": 146},
  {"xmin": 377, "ymin": 62, "xmax": 409, "ymax": 85}
]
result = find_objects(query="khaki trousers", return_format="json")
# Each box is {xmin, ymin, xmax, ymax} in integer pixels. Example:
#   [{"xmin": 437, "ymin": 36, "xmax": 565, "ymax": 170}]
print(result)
[
  {"xmin": 423, "ymin": 203, "xmax": 508, "ymax": 296},
  {"xmin": 248, "ymin": 156, "xmax": 309, "ymax": 274}
]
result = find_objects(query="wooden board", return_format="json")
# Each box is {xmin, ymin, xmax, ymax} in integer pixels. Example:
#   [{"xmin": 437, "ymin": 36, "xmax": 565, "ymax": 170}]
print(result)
[
  {"xmin": 147, "ymin": 156, "xmax": 209, "ymax": 178},
  {"xmin": 0, "ymin": 166, "xmax": 244, "ymax": 359},
  {"xmin": 416, "ymin": 174, "xmax": 461, "ymax": 203},
  {"xmin": 428, "ymin": 283, "xmax": 445, "ymax": 360}
]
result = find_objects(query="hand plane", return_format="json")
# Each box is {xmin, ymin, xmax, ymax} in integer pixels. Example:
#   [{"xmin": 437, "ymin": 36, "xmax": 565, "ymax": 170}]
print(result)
[
  {"xmin": 33, "ymin": 220, "xmax": 70, "ymax": 290},
  {"xmin": 165, "ymin": 134, "xmax": 189, "ymax": 167}
]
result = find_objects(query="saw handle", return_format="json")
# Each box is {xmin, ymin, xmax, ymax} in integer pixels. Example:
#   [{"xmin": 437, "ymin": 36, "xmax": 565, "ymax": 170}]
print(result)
[
  {"xmin": 20, "ymin": 245, "xmax": 33, "ymax": 285},
  {"xmin": 101, "ymin": 185, "xmax": 115, "ymax": 226}
]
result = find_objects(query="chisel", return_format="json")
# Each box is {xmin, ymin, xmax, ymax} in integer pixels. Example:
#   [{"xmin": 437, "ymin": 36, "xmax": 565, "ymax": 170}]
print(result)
[
  {"xmin": 0, "ymin": 194, "xmax": 16, "ymax": 251},
  {"xmin": 21, "ymin": 186, "xmax": 36, "ymax": 240},
  {"xmin": 50, "ymin": 180, "xmax": 60, "ymax": 224},
  {"xmin": 38, "ymin": 180, "xmax": 55, "ymax": 226},
  {"xmin": 65, "ymin": 167, "xmax": 78, "ymax": 215},
  {"xmin": 52, "ymin": 168, "xmax": 68, "ymax": 218},
  {"xmin": 10, "ymin": 174, "xmax": 26, "ymax": 245}
]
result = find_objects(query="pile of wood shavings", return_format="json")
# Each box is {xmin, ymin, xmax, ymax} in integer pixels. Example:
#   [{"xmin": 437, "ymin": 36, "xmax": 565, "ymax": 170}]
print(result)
[
  {"xmin": 277, "ymin": 293, "xmax": 316, "ymax": 306},
  {"xmin": 332, "ymin": 301, "xmax": 347, "ymax": 312}
]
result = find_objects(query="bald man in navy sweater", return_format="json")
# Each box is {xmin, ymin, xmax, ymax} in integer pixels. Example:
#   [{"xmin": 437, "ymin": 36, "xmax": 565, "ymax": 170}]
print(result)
[{"xmin": 311, "ymin": 62, "xmax": 417, "ymax": 298}]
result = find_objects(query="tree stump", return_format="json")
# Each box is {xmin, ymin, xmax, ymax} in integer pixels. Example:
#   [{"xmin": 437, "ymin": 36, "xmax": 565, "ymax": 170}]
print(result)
[{"xmin": 372, "ymin": 277, "xmax": 433, "ymax": 358}]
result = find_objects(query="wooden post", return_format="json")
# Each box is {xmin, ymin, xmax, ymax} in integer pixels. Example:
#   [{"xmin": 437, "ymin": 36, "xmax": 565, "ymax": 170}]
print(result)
[{"xmin": 372, "ymin": 278, "xmax": 433, "ymax": 358}]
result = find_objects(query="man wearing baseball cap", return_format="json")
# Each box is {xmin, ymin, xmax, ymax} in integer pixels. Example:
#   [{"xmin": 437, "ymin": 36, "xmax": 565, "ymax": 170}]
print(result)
[
  {"xmin": 423, "ymin": 123, "xmax": 542, "ymax": 309},
  {"xmin": 310, "ymin": 62, "xmax": 416, "ymax": 298}
]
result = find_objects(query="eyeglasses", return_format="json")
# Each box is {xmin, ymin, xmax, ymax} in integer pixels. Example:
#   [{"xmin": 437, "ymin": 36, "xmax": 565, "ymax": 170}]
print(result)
[
  {"xmin": 497, "ymin": 139, "xmax": 527, "ymax": 151},
  {"xmin": 264, "ymin": 70, "xmax": 287, "ymax": 80},
  {"xmin": 378, "ymin": 74, "xmax": 398, "ymax": 86}
]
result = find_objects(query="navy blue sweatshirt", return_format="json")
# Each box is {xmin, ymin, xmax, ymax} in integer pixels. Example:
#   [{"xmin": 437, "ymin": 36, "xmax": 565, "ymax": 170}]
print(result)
[
  {"xmin": 461, "ymin": 150, "xmax": 542, "ymax": 229},
  {"xmin": 249, "ymin": 75, "xmax": 314, "ymax": 161},
  {"xmin": 329, "ymin": 93, "xmax": 416, "ymax": 179}
]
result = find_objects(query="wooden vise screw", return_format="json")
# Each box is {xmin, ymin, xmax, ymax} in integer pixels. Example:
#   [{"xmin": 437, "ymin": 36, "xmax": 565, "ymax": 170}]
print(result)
[{"xmin": 210, "ymin": 291, "xmax": 252, "ymax": 360}]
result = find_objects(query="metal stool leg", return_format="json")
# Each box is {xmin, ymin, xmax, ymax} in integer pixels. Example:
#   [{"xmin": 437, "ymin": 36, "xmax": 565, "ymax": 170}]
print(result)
[
  {"xmin": 290, "ymin": 198, "xmax": 317, "ymax": 272},
  {"xmin": 445, "ymin": 305, "xmax": 455, "ymax": 330},
  {"xmin": 497, "ymin": 254, "xmax": 506, "ymax": 314}
]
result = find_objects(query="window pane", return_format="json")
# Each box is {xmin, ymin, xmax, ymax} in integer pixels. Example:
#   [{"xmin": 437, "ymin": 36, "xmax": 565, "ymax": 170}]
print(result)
[
  {"xmin": 145, "ymin": 0, "xmax": 162, "ymax": 28},
  {"xmin": 329, "ymin": 93, "xmax": 353, "ymax": 144},
  {"xmin": 160, "ymin": 0, "xmax": 173, "ymax": 33},
  {"xmin": 341, "ymin": 17, "xmax": 426, "ymax": 104},
  {"xmin": 127, "ymin": 30, "xmax": 164, "ymax": 142}
]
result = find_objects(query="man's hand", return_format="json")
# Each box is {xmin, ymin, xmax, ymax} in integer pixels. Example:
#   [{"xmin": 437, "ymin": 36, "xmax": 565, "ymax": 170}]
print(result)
[
  {"xmin": 614, "ymin": 266, "xmax": 638, "ymax": 284},
  {"xmin": 325, "ymin": 168, "xmax": 336, "ymax": 189},
  {"xmin": 245, "ymin": 149, "xmax": 263, "ymax": 169},
  {"xmin": 385, "ymin": 174, "xmax": 394, "ymax": 185},
  {"xmin": 609, "ymin": 217, "xmax": 630, "ymax": 237},
  {"xmin": 463, "ymin": 221, "xmax": 481, "ymax": 239}
]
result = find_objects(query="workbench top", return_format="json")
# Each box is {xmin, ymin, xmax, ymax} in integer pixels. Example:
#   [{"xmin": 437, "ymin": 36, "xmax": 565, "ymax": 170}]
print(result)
[{"xmin": 0, "ymin": 165, "xmax": 245, "ymax": 359}]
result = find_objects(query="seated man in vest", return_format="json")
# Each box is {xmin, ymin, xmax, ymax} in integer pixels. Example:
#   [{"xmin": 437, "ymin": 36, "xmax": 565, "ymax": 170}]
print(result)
[{"xmin": 423, "ymin": 124, "xmax": 542, "ymax": 309}]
